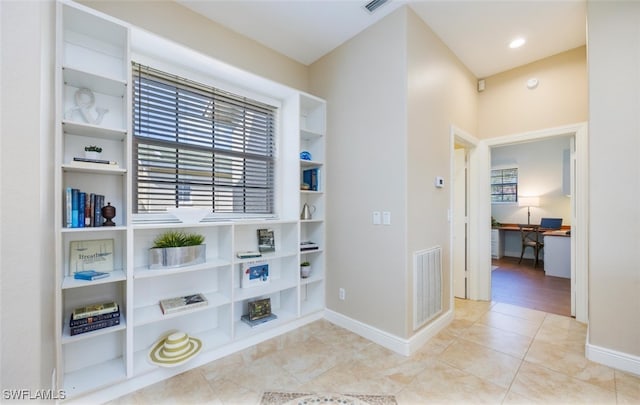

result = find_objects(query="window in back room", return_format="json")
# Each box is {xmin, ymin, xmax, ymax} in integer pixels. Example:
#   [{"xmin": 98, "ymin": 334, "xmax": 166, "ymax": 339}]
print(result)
[{"xmin": 491, "ymin": 167, "xmax": 518, "ymax": 203}]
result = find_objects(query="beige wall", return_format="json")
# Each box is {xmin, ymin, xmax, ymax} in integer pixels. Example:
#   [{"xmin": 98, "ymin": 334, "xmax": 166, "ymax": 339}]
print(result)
[
  {"xmin": 405, "ymin": 9, "xmax": 477, "ymax": 334},
  {"xmin": 309, "ymin": 8, "xmax": 408, "ymax": 337},
  {"xmin": 478, "ymin": 47, "xmax": 587, "ymax": 138},
  {"xmin": 78, "ymin": 1, "xmax": 309, "ymax": 91},
  {"xmin": 1, "ymin": 0, "xmax": 55, "ymax": 390},
  {"xmin": 309, "ymin": 7, "xmax": 477, "ymax": 338},
  {"xmin": 587, "ymin": 1, "xmax": 640, "ymax": 358}
]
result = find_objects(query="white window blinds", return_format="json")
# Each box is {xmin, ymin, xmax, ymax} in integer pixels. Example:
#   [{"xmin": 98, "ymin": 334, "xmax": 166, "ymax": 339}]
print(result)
[{"xmin": 132, "ymin": 63, "xmax": 276, "ymax": 215}]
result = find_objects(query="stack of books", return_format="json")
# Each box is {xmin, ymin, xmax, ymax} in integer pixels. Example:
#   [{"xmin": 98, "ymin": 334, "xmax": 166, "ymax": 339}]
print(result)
[{"xmin": 69, "ymin": 301, "xmax": 120, "ymax": 336}]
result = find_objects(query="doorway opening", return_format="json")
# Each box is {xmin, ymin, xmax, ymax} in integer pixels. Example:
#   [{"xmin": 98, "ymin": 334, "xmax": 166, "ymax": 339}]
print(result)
[
  {"xmin": 489, "ymin": 136, "xmax": 573, "ymax": 316},
  {"xmin": 451, "ymin": 123, "xmax": 588, "ymax": 323}
]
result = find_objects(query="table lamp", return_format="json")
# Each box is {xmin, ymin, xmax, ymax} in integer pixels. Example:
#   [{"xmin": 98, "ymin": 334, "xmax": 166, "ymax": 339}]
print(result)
[{"xmin": 518, "ymin": 196, "xmax": 539, "ymax": 225}]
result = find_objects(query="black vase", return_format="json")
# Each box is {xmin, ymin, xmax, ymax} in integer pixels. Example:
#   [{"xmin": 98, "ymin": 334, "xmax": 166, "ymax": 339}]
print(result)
[{"xmin": 101, "ymin": 202, "xmax": 116, "ymax": 226}]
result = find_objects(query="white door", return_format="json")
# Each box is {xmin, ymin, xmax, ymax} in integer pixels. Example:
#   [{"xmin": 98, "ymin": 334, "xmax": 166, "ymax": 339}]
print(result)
[{"xmin": 453, "ymin": 148, "xmax": 468, "ymax": 298}]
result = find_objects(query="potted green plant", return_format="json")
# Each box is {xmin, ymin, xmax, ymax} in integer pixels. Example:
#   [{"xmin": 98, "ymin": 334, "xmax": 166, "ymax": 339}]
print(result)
[
  {"xmin": 84, "ymin": 145, "xmax": 103, "ymax": 160},
  {"xmin": 149, "ymin": 230, "xmax": 206, "ymax": 269},
  {"xmin": 300, "ymin": 261, "xmax": 311, "ymax": 278}
]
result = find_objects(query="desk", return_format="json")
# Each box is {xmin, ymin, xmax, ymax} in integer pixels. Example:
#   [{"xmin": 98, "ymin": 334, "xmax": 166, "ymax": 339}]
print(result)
[
  {"xmin": 493, "ymin": 225, "xmax": 571, "ymax": 267},
  {"xmin": 543, "ymin": 231, "xmax": 571, "ymax": 278}
]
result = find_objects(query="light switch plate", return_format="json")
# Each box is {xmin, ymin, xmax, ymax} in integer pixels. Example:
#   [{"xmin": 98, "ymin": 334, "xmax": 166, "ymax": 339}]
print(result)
[
  {"xmin": 373, "ymin": 211, "xmax": 381, "ymax": 225},
  {"xmin": 382, "ymin": 211, "xmax": 391, "ymax": 225}
]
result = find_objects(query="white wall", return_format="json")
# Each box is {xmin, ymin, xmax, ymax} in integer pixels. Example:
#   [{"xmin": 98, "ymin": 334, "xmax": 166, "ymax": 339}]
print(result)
[
  {"xmin": 1, "ymin": 0, "xmax": 55, "ymax": 390},
  {"xmin": 587, "ymin": 0, "xmax": 640, "ymax": 364},
  {"xmin": 491, "ymin": 137, "xmax": 572, "ymax": 227}
]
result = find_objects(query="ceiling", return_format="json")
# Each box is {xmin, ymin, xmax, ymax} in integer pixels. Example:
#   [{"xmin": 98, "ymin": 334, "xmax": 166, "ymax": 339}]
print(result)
[{"xmin": 177, "ymin": 0, "xmax": 586, "ymax": 79}]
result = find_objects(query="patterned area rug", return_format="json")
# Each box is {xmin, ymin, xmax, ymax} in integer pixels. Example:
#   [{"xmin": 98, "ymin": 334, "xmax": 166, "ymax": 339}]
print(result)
[{"xmin": 260, "ymin": 391, "xmax": 398, "ymax": 405}]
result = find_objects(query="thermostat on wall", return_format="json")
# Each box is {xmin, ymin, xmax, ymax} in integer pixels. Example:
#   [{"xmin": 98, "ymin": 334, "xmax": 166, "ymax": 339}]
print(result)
[{"xmin": 435, "ymin": 176, "xmax": 445, "ymax": 188}]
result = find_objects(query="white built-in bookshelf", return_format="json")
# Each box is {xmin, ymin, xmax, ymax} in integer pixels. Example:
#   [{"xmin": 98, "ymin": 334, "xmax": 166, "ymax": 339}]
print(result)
[{"xmin": 54, "ymin": 0, "xmax": 326, "ymax": 400}]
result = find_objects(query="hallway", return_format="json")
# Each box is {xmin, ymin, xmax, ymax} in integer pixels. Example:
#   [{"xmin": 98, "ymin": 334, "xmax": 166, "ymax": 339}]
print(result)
[
  {"xmin": 108, "ymin": 300, "xmax": 637, "ymax": 404},
  {"xmin": 491, "ymin": 256, "xmax": 571, "ymax": 317}
]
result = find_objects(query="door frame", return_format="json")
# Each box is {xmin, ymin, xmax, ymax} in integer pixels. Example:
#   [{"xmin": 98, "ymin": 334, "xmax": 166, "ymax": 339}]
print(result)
[
  {"xmin": 467, "ymin": 122, "xmax": 588, "ymax": 322},
  {"xmin": 449, "ymin": 125, "xmax": 482, "ymax": 305}
]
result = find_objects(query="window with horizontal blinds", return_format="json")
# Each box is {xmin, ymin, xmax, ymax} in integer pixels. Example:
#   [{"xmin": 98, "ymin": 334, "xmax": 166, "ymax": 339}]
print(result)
[{"xmin": 132, "ymin": 63, "xmax": 276, "ymax": 215}]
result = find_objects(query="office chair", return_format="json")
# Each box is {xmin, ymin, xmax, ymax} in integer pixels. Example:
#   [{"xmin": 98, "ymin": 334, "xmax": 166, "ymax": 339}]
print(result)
[{"xmin": 518, "ymin": 224, "xmax": 543, "ymax": 267}]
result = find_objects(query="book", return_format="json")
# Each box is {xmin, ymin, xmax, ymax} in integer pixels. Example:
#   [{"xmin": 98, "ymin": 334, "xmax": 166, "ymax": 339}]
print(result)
[
  {"xmin": 241, "ymin": 313, "xmax": 277, "ymax": 328},
  {"xmin": 70, "ymin": 309, "xmax": 120, "ymax": 327},
  {"xmin": 236, "ymin": 251, "xmax": 262, "ymax": 259},
  {"xmin": 69, "ymin": 239, "xmax": 114, "ymax": 273},
  {"xmin": 72, "ymin": 157, "xmax": 119, "ymax": 165},
  {"xmin": 159, "ymin": 293, "xmax": 208, "ymax": 315},
  {"xmin": 65, "ymin": 187, "xmax": 72, "ymax": 228},
  {"xmin": 257, "ymin": 228, "xmax": 275, "ymax": 253},
  {"xmin": 71, "ymin": 188, "xmax": 79, "ymax": 228},
  {"xmin": 78, "ymin": 192, "xmax": 86, "ymax": 228},
  {"xmin": 300, "ymin": 241, "xmax": 319, "ymax": 251},
  {"xmin": 72, "ymin": 301, "xmax": 119, "ymax": 320},
  {"xmin": 70, "ymin": 316, "xmax": 120, "ymax": 336},
  {"xmin": 93, "ymin": 194, "xmax": 103, "ymax": 227},
  {"xmin": 84, "ymin": 193, "xmax": 92, "ymax": 226},
  {"xmin": 89, "ymin": 193, "xmax": 95, "ymax": 227},
  {"xmin": 73, "ymin": 270, "xmax": 110, "ymax": 281},
  {"xmin": 302, "ymin": 168, "xmax": 319, "ymax": 191}
]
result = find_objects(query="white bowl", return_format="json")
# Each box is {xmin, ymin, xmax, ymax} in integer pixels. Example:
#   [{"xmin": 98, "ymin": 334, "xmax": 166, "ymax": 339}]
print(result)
[{"xmin": 167, "ymin": 207, "xmax": 210, "ymax": 224}]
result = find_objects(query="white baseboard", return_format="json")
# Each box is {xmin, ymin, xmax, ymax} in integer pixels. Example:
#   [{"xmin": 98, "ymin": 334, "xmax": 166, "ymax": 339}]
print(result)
[
  {"xmin": 586, "ymin": 342, "xmax": 640, "ymax": 376},
  {"xmin": 324, "ymin": 308, "xmax": 453, "ymax": 356}
]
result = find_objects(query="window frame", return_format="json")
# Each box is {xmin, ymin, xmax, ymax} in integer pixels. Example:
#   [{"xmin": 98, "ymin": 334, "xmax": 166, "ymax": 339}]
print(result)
[
  {"xmin": 131, "ymin": 61, "xmax": 281, "ymax": 221},
  {"xmin": 490, "ymin": 167, "xmax": 518, "ymax": 204}
]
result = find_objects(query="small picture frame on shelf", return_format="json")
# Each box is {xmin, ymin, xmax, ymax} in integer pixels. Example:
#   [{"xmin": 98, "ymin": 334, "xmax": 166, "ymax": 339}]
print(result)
[
  {"xmin": 257, "ymin": 229, "xmax": 275, "ymax": 253},
  {"xmin": 241, "ymin": 262, "xmax": 269, "ymax": 288},
  {"xmin": 69, "ymin": 239, "xmax": 114, "ymax": 274},
  {"xmin": 247, "ymin": 298, "xmax": 272, "ymax": 320}
]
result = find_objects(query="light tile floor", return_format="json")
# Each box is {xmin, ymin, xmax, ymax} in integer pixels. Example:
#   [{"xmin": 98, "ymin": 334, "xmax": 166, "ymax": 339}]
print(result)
[{"xmin": 110, "ymin": 299, "xmax": 639, "ymax": 404}]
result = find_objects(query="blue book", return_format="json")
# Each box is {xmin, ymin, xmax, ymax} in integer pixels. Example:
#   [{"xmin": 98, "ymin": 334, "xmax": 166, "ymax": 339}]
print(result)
[
  {"xmin": 303, "ymin": 168, "xmax": 319, "ymax": 191},
  {"xmin": 78, "ymin": 192, "xmax": 86, "ymax": 228},
  {"xmin": 73, "ymin": 270, "xmax": 110, "ymax": 281},
  {"xmin": 71, "ymin": 188, "xmax": 79, "ymax": 228}
]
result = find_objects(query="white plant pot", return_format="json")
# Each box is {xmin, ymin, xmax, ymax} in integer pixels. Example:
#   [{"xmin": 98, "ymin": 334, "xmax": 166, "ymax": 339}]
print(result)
[
  {"xmin": 149, "ymin": 245, "xmax": 206, "ymax": 269},
  {"xmin": 300, "ymin": 265, "xmax": 312, "ymax": 278}
]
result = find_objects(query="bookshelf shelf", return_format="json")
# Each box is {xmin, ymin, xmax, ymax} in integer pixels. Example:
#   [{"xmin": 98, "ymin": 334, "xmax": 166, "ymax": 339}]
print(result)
[
  {"xmin": 62, "ymin": 66, "xmax": 127, "ymax": 97},
  {"xmin": 62, "ymin": 120, "xmax": 127, "ymax": 141},
  {"xmin": 133, "ymin": 258, "xmax": 231, "ymax": 279},
  {"xmin": 60, "ymin": 225, "xmax": 127, "ymax": 233},
  {"xmin": 62, "ymin": 269, "xmax": 126, "ymax": 289},
  {"xmin": 61, "ymin": 315, "xmax": 126, "ymax": 344},
  {"xmin": 63, "ymin": 356, "xmax": 127, "ymax": 396},
  {"xmin": 133, "ymin": 291, "xmax": 230, "ymax": 327},
  {"xmin": 300, "ymin": 159, "xmax": 324, "ymax": 168},
  {"xmin": 61, "ymin": 164, "xmax": 127, "ymax": 175}
]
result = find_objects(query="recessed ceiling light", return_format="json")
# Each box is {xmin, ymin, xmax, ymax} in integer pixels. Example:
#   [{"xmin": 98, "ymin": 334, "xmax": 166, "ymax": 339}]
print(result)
[{"xmin": 509, "ymin": 38, "xmax": 526, "ymax": 49}]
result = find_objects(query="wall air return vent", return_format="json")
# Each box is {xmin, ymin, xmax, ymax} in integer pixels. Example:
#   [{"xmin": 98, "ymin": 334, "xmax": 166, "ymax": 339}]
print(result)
[{"xmin": 364, "ymin": 0, "xmax": 388, "ymax": 13}]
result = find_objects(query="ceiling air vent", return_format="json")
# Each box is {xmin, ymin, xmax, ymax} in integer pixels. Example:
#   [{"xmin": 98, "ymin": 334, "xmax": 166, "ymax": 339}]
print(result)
[{"xmin": 364, "ymin": 0, "xmax": 388, "ymax": 13}]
